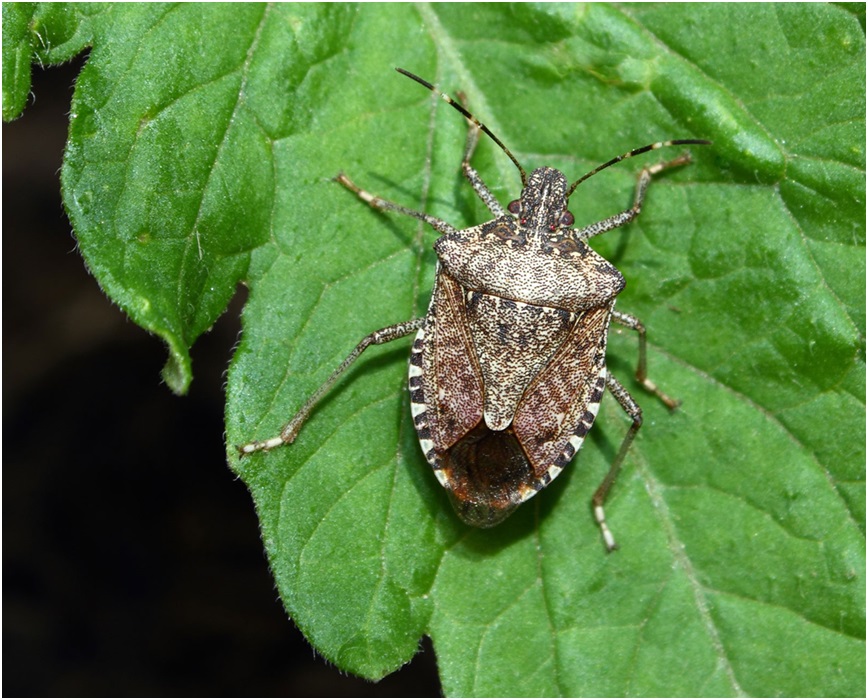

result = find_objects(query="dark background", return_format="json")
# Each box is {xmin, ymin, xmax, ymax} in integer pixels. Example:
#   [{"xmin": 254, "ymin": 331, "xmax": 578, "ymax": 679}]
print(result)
[{"xmin": 4, "ymin": 56, "xmax": 440, "ymax": 697}]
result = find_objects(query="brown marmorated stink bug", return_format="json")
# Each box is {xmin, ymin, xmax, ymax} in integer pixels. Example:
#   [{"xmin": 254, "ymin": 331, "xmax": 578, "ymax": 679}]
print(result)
[{"xmin": 240, "ymin": 68, "xmax": 709, "ymax": 551}]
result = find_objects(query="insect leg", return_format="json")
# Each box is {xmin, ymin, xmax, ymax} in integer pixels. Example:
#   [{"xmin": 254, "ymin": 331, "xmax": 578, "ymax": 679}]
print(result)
[
  {"xmin": 573, "ymin": 152, "xmax": 694, "ymax": 241},
  {"xmin": 592, "ymin": 373, "xmax": 643, "ymax": 552},
  {"xmin": 335, "ymin": 174, "xmax": 457, "ymax": 236},
  {"xmin": 396, "ymin": 68, "xmax": 527, "ymax": 186},
  {"xmin": 238, "ymin": 318, "xmax": 426, "ymax": 456},
  {"xmin": 611, "ymin": 309, "xmax": 680, "ymax": 410},
  {"xmin": 458, "ymin": 106, "xmax": 507, "ymax": 218}
]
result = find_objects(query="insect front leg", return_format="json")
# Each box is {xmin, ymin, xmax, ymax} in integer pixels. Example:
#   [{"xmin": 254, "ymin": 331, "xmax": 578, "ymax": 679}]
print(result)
[
  {"xmin": 611, "ymin": 309, "xmax": 680, "ymax": 410},
  {"xmin": 403, "ymin": 76, "xmax": 513, "ymax": 219},
  {"xmin": 239, "ymin": 318, "xmax": 425, "ymax": 456},
  {"xmin": 458, "ymin": 111, "xmax": 507, "ymax": 218},
  {"xmin": 592, "ymin": 373, "xmax": 643, "ymax": 552},
  {"xmin": 574, "ymin": 152, "xmax": 694, "ymax": 241}
]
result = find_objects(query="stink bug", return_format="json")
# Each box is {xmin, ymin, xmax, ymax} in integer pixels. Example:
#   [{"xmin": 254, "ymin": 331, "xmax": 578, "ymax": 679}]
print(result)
[{"xmin": 240, "ymin": 68, "xmax": 709, "ymax": 551}]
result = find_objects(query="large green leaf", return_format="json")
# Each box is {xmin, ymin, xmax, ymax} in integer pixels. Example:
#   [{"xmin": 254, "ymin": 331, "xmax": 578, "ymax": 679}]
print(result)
[{"xmin": 5, "ymin": 3, "xmax": 864, "ymax": 696}]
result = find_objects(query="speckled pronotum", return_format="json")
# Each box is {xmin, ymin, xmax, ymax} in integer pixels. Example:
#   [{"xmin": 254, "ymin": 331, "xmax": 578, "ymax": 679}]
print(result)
[{"xmin": 240, "ymin": 68, "xmax": 710, "ymax": 551}]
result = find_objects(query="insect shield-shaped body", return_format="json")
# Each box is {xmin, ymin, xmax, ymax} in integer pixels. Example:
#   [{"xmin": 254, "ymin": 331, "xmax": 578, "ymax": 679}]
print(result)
[
  {"xmin": 411, "ymin": 167, "xmax": 622, "ymax": 528},
  {"xmin": 240, "ymin": 68, "xmax": 709, "ymax": 551}
]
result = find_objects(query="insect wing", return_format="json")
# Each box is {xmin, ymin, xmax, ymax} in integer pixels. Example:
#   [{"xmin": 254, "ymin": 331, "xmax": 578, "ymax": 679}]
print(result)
[
  {"xmin": 513, "ymin": 303, "xmax": 612, "ymax": 485},
  {"xmin": 411, "ymin": 267, "xmax": 484, "ymax": 459}
]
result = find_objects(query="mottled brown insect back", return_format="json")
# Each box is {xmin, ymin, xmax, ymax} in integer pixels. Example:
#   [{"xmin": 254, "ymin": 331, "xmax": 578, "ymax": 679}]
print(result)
[{"xmin": 240, "ymin": 68, "xmax": 710, "ymax": 551}]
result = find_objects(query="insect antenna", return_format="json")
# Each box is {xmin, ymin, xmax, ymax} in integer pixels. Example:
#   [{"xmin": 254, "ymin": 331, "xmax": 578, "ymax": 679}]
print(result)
[
  {"xmin": 566, "ymin": 139, "xmax": 711, "ymax": 197},
  {"xmin": 396, "ymin": 67, "xmax": 528, "ymax": 187}
]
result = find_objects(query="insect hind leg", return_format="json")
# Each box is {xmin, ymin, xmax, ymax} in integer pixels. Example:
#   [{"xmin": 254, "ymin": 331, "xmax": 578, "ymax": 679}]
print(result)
[
  {"xmin": 592, "ymin": 373, "xmax": 643, "ymax": 552},
  {"xmin": 238, "ymin": 318, "xmax": 425, "ymax": 456}
]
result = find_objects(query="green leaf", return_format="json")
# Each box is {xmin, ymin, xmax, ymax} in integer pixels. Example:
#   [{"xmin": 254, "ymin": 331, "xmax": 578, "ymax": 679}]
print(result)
[
  {"xmin": 6, "ymin": 3, "xmax": 864, "ymax": 696},
  {"xmin": 2, "ymin": 3, "xmax": 35, "ymax": 121}
]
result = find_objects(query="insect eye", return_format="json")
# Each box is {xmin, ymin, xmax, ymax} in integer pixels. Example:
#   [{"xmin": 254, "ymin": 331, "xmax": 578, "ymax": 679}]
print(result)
[
  {"xmin": 507, "ymin": 200, "xmax": 521, "ymax": 215},
  {"xmin": 560, "ymin": 211, "xmax": 575, "ymax": 227}
]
